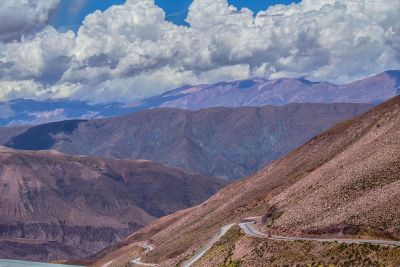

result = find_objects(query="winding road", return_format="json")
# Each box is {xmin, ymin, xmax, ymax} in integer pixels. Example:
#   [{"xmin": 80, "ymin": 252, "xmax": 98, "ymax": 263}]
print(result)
[
  {"xmin": 239, "ymin": 219, "xmax": 400, "ymax": 247},
  {"xmin": 181, "ymin": 224, "xmax": 235, "ymax": 267},
  {"xmin": 130, "ymin": 242, "xmax": 158, "ymax": 266},
  {"xmin": 129, "ymin": 218, "xmax": 400, "ymax": 267}
]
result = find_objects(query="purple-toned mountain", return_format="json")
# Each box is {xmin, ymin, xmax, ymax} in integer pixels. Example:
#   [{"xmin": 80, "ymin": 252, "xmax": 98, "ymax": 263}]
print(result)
[
  {"xmin": 1, "ymin": 103, "xmax": 372, "ymax": 180},
  {"xmin": 0, "ymin": 71, "xmax": 397, "ymax": 127},
  {"xmin": 138, "ymin": 70, "xmax": 399, "ymax": 110},
  {"xmin": 90, "ymin": 96, "xmax": 400, "ymax": 267},
  {"xmin": 0, "ymin": 147, "xmax": 223, "ymax": 261}
]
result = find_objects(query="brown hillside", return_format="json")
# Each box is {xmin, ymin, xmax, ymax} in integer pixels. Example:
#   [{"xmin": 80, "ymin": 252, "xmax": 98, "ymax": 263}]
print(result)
[
  {"xmin": 0, "ymin": 147, "xmax": 224, "ymax": 261},
  {"xmin": 92, "ymin": 96, "xmax": 400, "ymax": 266},
  {"xmin": 1, "ymin": 103, "xmax": 372, "ymax": 180}
]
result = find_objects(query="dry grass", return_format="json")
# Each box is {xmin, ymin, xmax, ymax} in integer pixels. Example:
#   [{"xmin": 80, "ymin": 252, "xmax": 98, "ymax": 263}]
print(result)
[{"xmin": 198, "ymin": 227, "xmax": 400, "ymax": 267}]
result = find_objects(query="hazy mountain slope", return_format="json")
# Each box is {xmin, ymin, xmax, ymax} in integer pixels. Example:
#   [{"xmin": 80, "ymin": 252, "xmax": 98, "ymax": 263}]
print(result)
[
  {"xmin": 152, "ymin": 70, "xmax": 400, "ymax": 109},
  {"xmin": 92, "ymin": 96, "xmax": 400, "ymax": 266},
  {"xmin": 0, "ymin": 125, "xmax": 29, "ymax": 144},
  {"xmin": 0, "ymin": 71, "xmax": 397, "ymax": 127},
  {"xmin": 0, "ymin": 147, "xmax": 223, "ymax": 261},
  {"xmin": 0, "ymin": 99, "xmax": 136, "ymax": 127},
  {"xmin": 1, "ymin": 103, "xmax": 372, "ymax": 180}
]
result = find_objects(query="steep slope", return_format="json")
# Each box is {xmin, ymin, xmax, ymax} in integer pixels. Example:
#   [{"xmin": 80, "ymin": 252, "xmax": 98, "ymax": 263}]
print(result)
[
  {"xmin": 92, "ymin": 96, "xmax": 400, "ymax": 266},
  {"xmin": 149, "ymin": 70, "xmax": 400, "ymax": 109},
  {"xmin": 1, "ymin": 103, "xmax": 372, "ymax": 180},
  {"xmin": 0, "ymin": 147, "xmax": 223, "ymax": 261}
]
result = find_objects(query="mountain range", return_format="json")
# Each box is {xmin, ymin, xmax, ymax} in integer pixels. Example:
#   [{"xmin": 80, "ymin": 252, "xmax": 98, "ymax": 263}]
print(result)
[
  {"xmin": 142, "ymin": 70, "xmax": 400, "ymax": 110},
  {"xmin": 0, "ymin": 71, "xmax": 399, "ymax": 265},
  {"xmin": 0, "ymin": 147, "xmax": 224, "ymax": 261},
  {"xmin": 0, "ymin": 70, "xmax": 398, "ymax": 127},
  {"xmin": 90, "ymin": 96, "xmax": 400, "ymax": 266},
  {"xmin": 0, "ymin": 103, "xmax": 372, "ymax": 180}
]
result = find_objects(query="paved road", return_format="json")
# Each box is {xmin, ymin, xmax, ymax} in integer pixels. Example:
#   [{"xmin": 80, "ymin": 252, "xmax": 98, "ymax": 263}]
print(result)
[
  {"xmin": 239, "ymin": 221, "xmax": 400, "ymax": 247},
  {"xmin": 128, "ymin": 219, "xmax": 400, "ymax": 267},
  {"xmin": 130, "ymin": 242, "xmax": 158, "ymax": 266},
  {"xmin": 139, "ymin": 242, "xmax": 155, "ymax": 253},
  {"xmin": 181, "ymin": 224, "xmax": 235, "ymax": 267},
  {"xmin": 239, "ymin": 222, "xmax": 269, "ymax": 238},
  {"xmin": 131, "ymin": 257, "xmax": 158, "ymax": 267}
]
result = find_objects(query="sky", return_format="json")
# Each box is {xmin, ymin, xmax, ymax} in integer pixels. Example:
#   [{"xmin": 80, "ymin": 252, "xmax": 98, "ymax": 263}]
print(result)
[
  {"xmin": 0, "ymin": 0, "xmax": 399, "ymax": 103},
  {"xmin": 51, "ymin": 0, "xmax": 301, "ymax": 30}
]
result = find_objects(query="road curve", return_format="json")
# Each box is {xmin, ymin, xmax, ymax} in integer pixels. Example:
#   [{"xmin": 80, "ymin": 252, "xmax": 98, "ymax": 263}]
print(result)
[
  {"xmin": 181, "ymin": 224, "xmax": 235, "ymax": 267},
  {"xmin": 130, "ymin": 242, "xmax": 158, "ymax": 266},
  {"xmin": 138, "ymin": 242, "xmax": 155, "ymax": 253},
  {"xmin": 239, "ymin": 221, "xmax": 400, "ymax": 247},
  {"xmin": 131, "ymin": 257, "xmax": 157, "ymax": 267},
  {"xmin": 127, "ymin": 219, "xmax": 400, "ymax": 266}
]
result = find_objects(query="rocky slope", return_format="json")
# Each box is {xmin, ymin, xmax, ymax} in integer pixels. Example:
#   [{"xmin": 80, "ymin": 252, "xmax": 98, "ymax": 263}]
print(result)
[
  {"xmin": 195, "ymin": 226, "xmax": 400, "ymax": 267},
  {"xmin": 1, "ymin": 103, "xmax": 372, "ymax": 180},
  {"xmin": 0, "ymin": 147, "xmax": 223, "ymax": 261},
  {"xmin": 91, "ymin": 96, "xmax": 400, "ymax": 266}
]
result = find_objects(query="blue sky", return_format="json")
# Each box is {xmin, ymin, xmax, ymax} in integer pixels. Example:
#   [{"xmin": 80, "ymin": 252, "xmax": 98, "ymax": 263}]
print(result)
[{"xmin": 51, "ymin": 0, "xmax": 300, "ymax": 31}]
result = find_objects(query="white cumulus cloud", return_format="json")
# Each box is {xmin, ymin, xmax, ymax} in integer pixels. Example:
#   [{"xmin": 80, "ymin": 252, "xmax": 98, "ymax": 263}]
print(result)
[
  {"xmin": 0, "ymin": 0, "xmax": 399, "ymax": 102},
  {"xmin": 0, "ymin": 0, "xmax": 60, "ymax": 42}
]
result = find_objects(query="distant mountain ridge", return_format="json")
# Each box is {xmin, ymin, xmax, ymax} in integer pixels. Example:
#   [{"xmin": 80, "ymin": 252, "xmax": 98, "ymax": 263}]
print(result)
[
  {"xmin": 150, "ymin": 70, "xmax": 400, "ymax": 110},
  {"xmin": 0, "ymin": 103, "xmax": 373, "ymax": 180},
  {"xmin": 0, "ymin": 70, "xmax": 398, "ymax": 126}
]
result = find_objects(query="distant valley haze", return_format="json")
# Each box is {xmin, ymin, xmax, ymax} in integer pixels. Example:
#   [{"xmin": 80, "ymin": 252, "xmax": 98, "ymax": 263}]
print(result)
[{"xmin": 0, "ymin": 70, "xmax": 398, "ymax": 126}]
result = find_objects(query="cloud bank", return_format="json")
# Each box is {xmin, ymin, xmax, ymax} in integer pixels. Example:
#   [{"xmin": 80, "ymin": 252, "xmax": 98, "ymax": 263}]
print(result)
[
  {"xmin": 0, "ymin": 0, "xmax": 59, "ymax": 42},
  {"xmin": 0, "ymin": 0, "xmax": 399, "ymax": 102}
]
